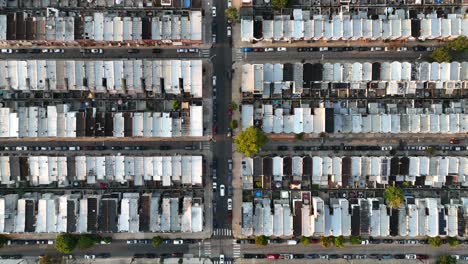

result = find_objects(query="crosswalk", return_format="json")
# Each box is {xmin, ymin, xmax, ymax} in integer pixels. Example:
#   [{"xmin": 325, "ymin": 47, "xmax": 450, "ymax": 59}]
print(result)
[
  {"xmin": 232, "ymin": 239, "xmax": 241, "ymax": 258},
  {"xmin": 213, "ymin": 228, "xmax": 232, "ymax": 237},
  {"xmin": 202, "ymin": 141, "xmax": 211, "ymax": 150},
  {"xmin": 203, "ymin": 241, "xmax": 211, "ymax": 257},
  {"xmin": 233, "ymin": 49, "xmax": 243, "ymax": 61},
  {"xmin": 213, "ymin": 261, "xmax": 232, "ymax": 264},
  {"xmin": 201, "ymin": 49, "xmax": 211, "ymax": 58}
]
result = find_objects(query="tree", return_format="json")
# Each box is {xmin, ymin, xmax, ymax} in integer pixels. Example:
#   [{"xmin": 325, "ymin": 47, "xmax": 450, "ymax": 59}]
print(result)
[
  {"xmin": 225, "ymin": 7, "xmax": 238, "ymax": 23},
  {"xmin": 430, "ymin": 47, "xmax": 452, "ymax": 63},
  {"xmin": 402, "ymin": 181, "xmax": 411, "ymax": 188},
  {"xmin": 39, "ymin": 255, "xmax": 63, "ymax": 264},
  {"xmin": 320, "ymin": 236, "xmax": 332, "ymax": 248},
  {"xmin": 234, "ymin": 127, "xmax": 268, "ymax": 157},
  {"xmin": 229, "ymin": 102, "xmax": 238, "ymax": 111},
  {"xmin": 300, "ymin": 236, "xmax": 310, "ymax": 246},
  {"xmin": 172, "ymin": 100, "xmax": 181, "ymax": 110},
  {"xmin": 425, "ymin": 146, "xmax": 436, "ymax": 155},
  {"xmin": 0, "ymin": 234, "xmax": 9, "ymax": 248},
  {"xmin": 333, "ymin": 236, "xmax": 344, "ymax": 248},
  {"xmin": 428, "ymin": 236, "xmax": 442, "ymax": 247},
  {"xmin": 178, "ymin": 258, "xmax": 183, "ymax": 264},
  {"xmin": 437, "ymin": 255, "xmax": 456, "ymax": 264},
  {"xmin": 384, "ymin": 186, "xmax": 404, "ymax": 208},
  {"xmin": 55, "ymin": 233, "xmax": 77, "ymax": 254},
  {"xmin": 447, "ymin": 36, "xmax": 468, "ymax": 52},
  {"xmin": 229, "ymin": 119, "xmax": 238, "ymax": 130},
  {"xmin": 349, "ymin": 236, "xmax": 362, "ymax": 245},
  {"xmin": 294, "ymin": 132, "xmax": 305, "ymax": 141},
  {"xmin": 255, "ymin": 235, "xmax": 268, "ymax": 246},
  {"xmin": 152, "ymin": 236, "xmax": 163, "ymax": 247},
  {"xmin": 447, "ymin": 237, "xmax": 459, "ymax": 247},
  {"xmin": 271, "ymin": 0, "xmax": 289, "ymax": 8},
  {"xmin": 102, "ymin": 236, "xmax": 112, "ymax": 244},
  {"xmin": 77, "ymin": 234, "xmax": 97, "ymax": 250}
]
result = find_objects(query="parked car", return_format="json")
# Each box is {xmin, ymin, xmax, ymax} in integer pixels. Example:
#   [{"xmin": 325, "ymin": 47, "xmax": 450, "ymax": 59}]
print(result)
[
  {"xmin": 405, "ymin": 254, "xmax": 417, "ymax": 259},
  {"xmin": 188, "ymin": 48, "xmax": 199, "ymax": 53},
  {"xmin": 152, "ymin": 48, "xmax": 162, "ymax": 53},
  {"xmin": 293, "ymin": 146, "xmax": 305, "ymax": 151},
  {"xmin": 450, "ymin": 138, "xmax": 460, "ymax": 144},
  {"xmin": 90, "ymin": 49, "xmax": 103, "ymax": 54},
  {"xmin": 219, "ymin": 254, "xmax": 224, "ymax": 264},
  {"xmin": 53, "ymin": 49, "xmax": 64, "ymax": 53},
  {"xmin": 277, "ymin": 47, "xmax": 287, "ymax": 52},
  {"xmin": 264, "ymin": 48, "xmax": 274, "ymax": 52},
  {"xmin": 212, "ymin": 7, "xmax": 216, "ymax": 17},
  {"xmin": 277, "ymin": 146, "xmax": 288, "ymax": 151},
  {"xmin": 227, "ymin": 198, "xmax": 232, "ymax": 210},
  {"xmin": 212, "ymin": 34, "xmax": 216, "ymax": 43},
  {"xmin": 241, "ymin": 47, "xmax": 252, "ymax": 52},
  {"xmin": 267, "ymin": 254, "xmax": 280, "ymax": 260},
  {"xmin": 29, "ymin": 49, "xmax": 41, "ymax": 53},
  {"xmin": 173, "ymin": 240, "xmax": 184, "ymax": 245},
  {"xmin": 0, "ymin": 49, "xmax": 12, "ymax": 53},
  {"xmin": 306, "ymin": 254, "xmax": 320, "ymax": 259},
  {"xmin": 253, "ymin": 48, "xmax": 264, "ymax": 52},
  {"xmin": 127, "ymin": 49, "xmax": 139, "ymax": 53},
  {"xmin": 14, "ymin": 49, "xmax": 28, "ymax": 53},
  {"xmin": 227, "ymin": 26, "xmax": 232, "ymax": 37},
  {"xmin": 159, "ymin": 145, "xmax": 171, "ymax": 150},
  {"xmin": 177, "ymin": 48, "xmax": 188, "ymax": 53}
]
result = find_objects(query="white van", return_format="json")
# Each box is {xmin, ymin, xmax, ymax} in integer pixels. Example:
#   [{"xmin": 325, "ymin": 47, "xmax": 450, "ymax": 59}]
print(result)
[{"xmin": 287, "ymin": 240, "xmax": 297, "ymax": 245}]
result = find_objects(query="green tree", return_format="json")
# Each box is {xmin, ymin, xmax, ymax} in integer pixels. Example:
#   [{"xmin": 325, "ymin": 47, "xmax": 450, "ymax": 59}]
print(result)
[
  {"xmin": 447, "ymin": 237, "xmax": 459, "ymax": 247},
  {"xmin": 178, "ymin": 258, "xmax": 183, "ymax": 264},
  {"xmin": 0, "ymin": 234, "xmax": 9, "ymax": 248},
  {"xmin": 229, "ymin": 102, "xmax": 238, "ymax": 111},
  {"xmin": 402, "ymin": 181, "xmax": 411, "ymax": 188},
  {"xmin": 294, "ymin": 132, "xmax": 305, "ymax": 141},
  {"xmin": 425, "ymin": 146, "xmax": 436, "ymax": 155},
  {"xmin": 77, "ymin": 234, "xmax": 97, "ymax": 250},
  {"xmin": 55, "ymin": 233, "xmax": 77, "ymax": 254},
  {"xmin": 430, "ymin": 47, "xmax": 452, "ymax": 63},
  {"xmin": 384, "ymin": 186, "xmax": 404, "ymax": 209},
  {"xmin": 271, "ymin": 0, "xmax": 289, "ymax": 8},
  {"xmin": 102, "ymin": 236, "xmax": 112, "ymax": 244},
  {"xmin": 428, "ymin": 236, "xmax": 442, "ymax": 247},
  {"xmin": 172, "ymin": 100, "xmax": 181, "ymax": 110},
  {"xmin": 225, "ymin": 7, "xmax": 238, "ymax": 23},
  {"xmin": 255, "ymin": 235, "xmax": 268, "ymax": 246},
  {"xmin": 320, "ymin": 236, "xmax": 332, "ymax": 248},
  {"xmin": 234, "ymin": 127, "xmax": 268, "ymax": 157},
  {"xmin": 333, "ymin": 236, "xmax": 344, "ymax": 248},
  {"xmin": 152, "ymin": 236, "xmax": 163, "ymax": 247},
  {"xmin": 300, "ymin": 236, "xmax": 310, "ymax": 246},
  {"xmin": 39, "ymin": 255, "xmax": 63, "ymax": 264},
  {"xmin": 437, "ymin": 255, "xmax": 456, "ymax": 264},
  {"xmin": 349, "ymin": 236, "xmax": 362, "ymax": 245},
  {"xmin": 229, "ymin": 119, "xmax": 238, "ymax": 130},
  {"xmin": 447, "ymin": 36, "xmax": 468, "ymax": 52}
]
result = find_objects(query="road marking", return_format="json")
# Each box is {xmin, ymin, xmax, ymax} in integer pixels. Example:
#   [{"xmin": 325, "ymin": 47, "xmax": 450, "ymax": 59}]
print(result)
[
  {"xmin": 232, "ymin": 239, "xmax": 241, "ymax": 258},
  {"xmin": 203, "ymin": 241, "xmax": 211, "ymax": 257},
  {"xmin": 201, "ymin": 49, "xmax": 211, "ymax": 57}
]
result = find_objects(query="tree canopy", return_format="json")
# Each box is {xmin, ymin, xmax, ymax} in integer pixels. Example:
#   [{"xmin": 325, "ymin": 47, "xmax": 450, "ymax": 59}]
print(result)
[
  {"xmin": 349, "ymin": 236, "xmax": 362, "ymax": 245},
  {"xmin": 77, "ymin": 234, "xmax": 97, "ymax": 250},
  {"xmin": 384, "ymin": 186, "xmax": 404, "ymax": 208},
  {"xmin": 428, "ymin": 236, "xmax": 442, "ymax": 247},
  {"xmin": 437, "ymin": 255, "xmax": 456, "ymax": 264},
  {"xmin": 55, "ymin": 233, "xmax": 77, "ymax": 254},
  {"xmin": 300, "ymin": 236, "xmax": 310, "ymax": 246},
  {"xmin": 447, "ymin": 237, "xmax": 459, "ymax": 247},
  {"xmin": 152, "ymin": 236, "xmax": 163, "ymax": 247},
  {"xmin": 272, "ymin": 0, "xmax": 289, "ymax": 8},
  {"xmin": 320, "ymin": 236, "xmax": 332, "ymax": 248},
  {"xmin": 430, "ymin": 47, "xmax": 452, "ymax": 63},
  {"xmin": 255, "ymin": 235, "xmax": 268, "ymax": 246},
  {"xmin": 447, "ymin": 36, "xmax": 468, "ymax": 52},
  {"xmin": 234, "ymin": 127, "xmax": 268, "ymax": 157},
  {"xmin": 333, "ymin": 236, "xmax": 344, "ymax": 248},
  {"xmin": 225, "ymin": 7, "xmax": 238, "ymax": 23}
]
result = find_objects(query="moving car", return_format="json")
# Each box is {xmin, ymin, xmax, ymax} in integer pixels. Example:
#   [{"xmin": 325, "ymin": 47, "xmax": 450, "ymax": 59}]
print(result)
[
  {"xmin": 219, "ymin": 254, "xmax": 224, "ymax": 264},
  {"xmin": 212, "ymin": 7, "xmax": 216, "ymax": 17},
  {"xmin": 220, "ymin": 184, "xmax": 225, "ymax": 197}
]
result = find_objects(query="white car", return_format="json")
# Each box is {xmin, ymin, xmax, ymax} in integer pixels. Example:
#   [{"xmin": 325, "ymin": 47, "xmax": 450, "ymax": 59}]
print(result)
[
  {"xmin": 1, "ymin": 49, "xmax": 12, "ymax": 53},
  {"xmin": 41, "ymin": 49, "xmax": 50, "ymax": 53},
  {"xmin": 361, "ymin": 240, "xmax": 369, "ymax": 245},
  {"xmin": 277, "ymin": 47, "xmax": 287, "ymax": 52},
  {"xmin": 264, "ymin": 48, "xmax": 274, "ymax": 52},
  {"xmin": 173, "ymin": 240, "xmax": 184, "ymax": 245},
  {"xmin": 212, "ymin": 7, "xmax": 216, "ymax": 17},
  {"xmin": 319, "ymin": 47, "xmax": 328, "ymax": 51},
  {"xmin": 227, "ymin": 26, "xmax": 232, "ymax": 37},
  {"xmin": 84, "ymin": 255, "xmax": 96, "ymax": 259},
  {"xmin": 91, "ymin": 49, "xmax": 103, "ymax": 54},
  {"xmin": 381, "ymin": 146, "xmax": 393, "ymax": 151},
  {"xmin": 53, "ymin": 48, "xmax": 64, "ymax": 53},
  {"xmin": 219, "ymin": 254, "xmax": 225, "ymax": 264},
  {"xmin": 227, "ymin": 198, "xmax": 232, "ymax": 210},
  {"xmin": 220, "ymin": 184, "xmax": 225, "ymax": 197},
  {"xmin": 213, "ymin": 182, "xmax": 217, "ymax": 191},
  {"xmin": 405, "ymin": 254, "xmax": 417, "ymax": 260},
  {"xmin": 212, "ymin": 76, "xmax": 217, "ymax": 86},
  {"xmin": 227, "ymin": 0, "xmax": 232, "ymax": 7}
]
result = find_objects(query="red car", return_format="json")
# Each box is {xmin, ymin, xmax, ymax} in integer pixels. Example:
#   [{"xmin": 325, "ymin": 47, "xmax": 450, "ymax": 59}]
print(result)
[
  {"xmin": 267, "ymin": 254, "xmax": 280, "ymax": 260},
  {"xmin": 417, "ymin": 255, "xmax": 429, "ymax": 260},
  {"xmin": 450, "ymin": 138, "xmax": 460, "ymax": 144}
]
